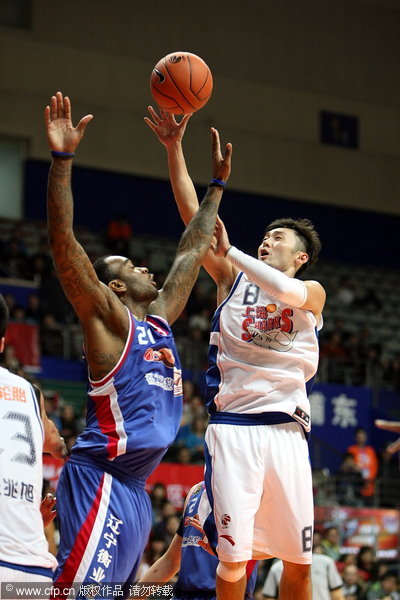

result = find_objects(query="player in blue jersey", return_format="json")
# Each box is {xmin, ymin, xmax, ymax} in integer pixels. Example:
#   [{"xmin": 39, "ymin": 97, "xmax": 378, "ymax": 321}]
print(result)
[
  {"xmin": 44, "ymin": 92, "xmax": 232, "ymax": 590},
  {"xmin": 138, "ymin": 481, "xmax": 258, "ymax": 600}
]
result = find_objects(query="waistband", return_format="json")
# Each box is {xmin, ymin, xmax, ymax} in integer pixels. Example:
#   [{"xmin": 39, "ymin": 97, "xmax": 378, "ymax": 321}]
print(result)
[
  {"xmin": 209, "ymin": 411, "xmax": 297, "ymax": 426},
  {"xmin": 0, "ymin": 559, "xmax": 53, "ymax": 578},
  {"xmin": 68, "ymin": 453, "xmax": 146, "ymax": 489}
]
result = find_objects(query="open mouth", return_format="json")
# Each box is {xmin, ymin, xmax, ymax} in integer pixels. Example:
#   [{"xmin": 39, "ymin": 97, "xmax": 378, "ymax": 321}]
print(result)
[{"xmin": 260, "ymin": 248, "xmax": 269, "ymax": 258}]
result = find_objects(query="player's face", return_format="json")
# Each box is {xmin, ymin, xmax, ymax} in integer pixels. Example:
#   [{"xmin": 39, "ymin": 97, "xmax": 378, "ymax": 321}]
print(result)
[
  {"xmin": 107, "ymin": 256, "xmax": 158, "ymax": 302},
  {"xmin": 257, "ymin": 228, "xmax": 304, "ymax": 272}
]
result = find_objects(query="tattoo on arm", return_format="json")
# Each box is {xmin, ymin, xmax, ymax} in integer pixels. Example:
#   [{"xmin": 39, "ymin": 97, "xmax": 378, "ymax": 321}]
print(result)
[
  {"xmin": 47, "ymin": 159, "xmax": 105, "ymax": 316},
  {"xmin": 162, "ymin": 186, "xmax": 223, "ymax": 322}
]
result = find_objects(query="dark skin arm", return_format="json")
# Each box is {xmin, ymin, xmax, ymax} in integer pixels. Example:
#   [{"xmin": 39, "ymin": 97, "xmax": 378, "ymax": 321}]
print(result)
[{"xmin": 45, "ymin": 92, "xmax": 130, "ymax": 380}]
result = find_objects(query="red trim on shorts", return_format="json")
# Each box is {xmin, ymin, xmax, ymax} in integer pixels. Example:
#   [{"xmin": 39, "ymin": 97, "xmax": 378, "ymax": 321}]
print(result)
[{"xmin": 54, "ymin": 474, "xmax": 105, "ymax": 587}]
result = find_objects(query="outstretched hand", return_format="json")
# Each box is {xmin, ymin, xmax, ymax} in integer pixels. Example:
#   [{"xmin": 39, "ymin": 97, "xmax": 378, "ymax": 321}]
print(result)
[
  {"xmin": 44, "ymin": 91, "xmax": 93, "ymax": 154},
  {"xmin": 211, "ymin": 216, "xmax": 231, "ymax": 257},
  {"xmin": 211, "ymin": 128, "xmax": 232, "ymax": 183},
  {"xmin": 144, "ymin": 106, "xmax": 192, "ymax": 147}
]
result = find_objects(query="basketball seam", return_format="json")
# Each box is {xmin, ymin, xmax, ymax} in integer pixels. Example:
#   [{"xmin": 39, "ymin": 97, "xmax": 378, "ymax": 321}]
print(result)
[
  {"xmin": 188, "ymin": 54, "xmax": 209, "ymax": 97},
  {"xmin": 150, "ymin": 83, "xmax": 185, "ymax": 113},
  {"xmin": 164, "ymin": 57, "xmax": 197, "ymax": 111}
]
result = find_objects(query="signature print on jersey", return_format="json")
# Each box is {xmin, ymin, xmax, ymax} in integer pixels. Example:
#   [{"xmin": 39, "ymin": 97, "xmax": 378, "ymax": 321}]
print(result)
[{"xmin": 242, "ymin": 303, "xmax": 298, "ymax": 352}]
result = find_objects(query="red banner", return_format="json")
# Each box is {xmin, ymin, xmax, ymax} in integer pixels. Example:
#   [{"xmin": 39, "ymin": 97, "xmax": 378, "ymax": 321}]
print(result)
[
  {"xmin": 147, "ymin": 462, "xmax": 204, "ymax": 509},
  {"xmin": 42, "ymin": 454, "xmax": 64, "ymax": 491},
  {"xmin": 315, "ymin": 506, "xmax": 400, "ymax": 559},
  {"xmin": 6, "ymin": 322, "xmax": 40, "ymax": 369}
]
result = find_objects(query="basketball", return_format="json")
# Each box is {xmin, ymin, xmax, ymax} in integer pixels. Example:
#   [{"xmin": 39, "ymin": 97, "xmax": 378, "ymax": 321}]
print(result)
[{"xmin": 150, "ymin": 51, "xmax": 213, "ymax": 115}]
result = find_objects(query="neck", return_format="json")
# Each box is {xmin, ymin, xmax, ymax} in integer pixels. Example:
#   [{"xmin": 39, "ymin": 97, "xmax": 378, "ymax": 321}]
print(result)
[{"xmin": 122, "ymin": 298, "xmax": 149, "ymax": 321}]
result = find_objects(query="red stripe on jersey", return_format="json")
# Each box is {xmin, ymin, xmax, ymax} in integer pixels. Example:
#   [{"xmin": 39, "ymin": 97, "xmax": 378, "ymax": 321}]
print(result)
[
  {"xmin": 93, "ymin": 394, "xmax": 119, "ymax": 459},
  {"xmin": 54, "ymin": 474, "xmax": 105, "ymax": 587},
  {"xmin": 90, "ymin": 311, "xmax": 135, "ymax": 388},
  {"xmin": 146, "ymin": 316, "xmax": 169, "ymax": 336}
]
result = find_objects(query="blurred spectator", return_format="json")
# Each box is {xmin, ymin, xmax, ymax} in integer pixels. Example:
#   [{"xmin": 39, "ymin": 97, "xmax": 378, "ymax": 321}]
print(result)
[
  {"xmin": 150, "ymin": 483, "xmax": 168, "ymax": 526},
  {"xmin": 175, "ymin": 447, "xmax": 192, "ymax": 464},
  {"xmin": 376, "ymin": 443, "xmax": 400, "ymax": 508},
  {"xmin": 177, "ymin": 416, "xmax": 207, "ymax": 462},
  {"xmin": 59, "ymin": 404, "xmax": 78, "ymax": 440},
  {"xmin": 25, "ymin": 293, "xmax": 42, "ymax": 324},
  {"xmin": 365, "ymin": 570, "xmax": 399, "ymax": 600},
  {"xmin": 356, "ymin": 546, "xmax": 377, "ymax": 583},
  {"xmin": 334, "ymin": 276, "xmax": 356, "ymax": 307},
  {"xmin": 175, "ymin": 326, "xmax": 209, "ymax": 373},
  {"xmin": 321, "ymin": 526, "xmax": 341, "ymax": 561},
  {"xmin": 341, "ymin": 564, "xmax": 365, "ymax": 599},
  {"xmin": 335, "ymin": 452, "xmax": 364, "ymax": 506},
  {"xmin": 106, "ymin": 213, "xmax": 133, "ymax": 255},
  {"xmin": 347, "ymin": 428, "xmax": 379, "ymax": 503},
  {"xmin": 2, "ymin": 344, "xmax": 21, "ymax": 372},
  {"xmin": 40, "ymin": 313, "xmax": 63, "ymax": 356}
]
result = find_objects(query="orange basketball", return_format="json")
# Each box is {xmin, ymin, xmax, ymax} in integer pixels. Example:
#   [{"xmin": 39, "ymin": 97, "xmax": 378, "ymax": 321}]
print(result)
[{"xmin": 150, "ymin": 51, "xmax": 213, "ymax": 115}]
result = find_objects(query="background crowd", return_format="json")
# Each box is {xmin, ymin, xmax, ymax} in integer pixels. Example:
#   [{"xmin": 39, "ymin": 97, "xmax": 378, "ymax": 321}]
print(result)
[{"xmin": 0, "ymin": 215, "xmax": 399, "ymax": 598}]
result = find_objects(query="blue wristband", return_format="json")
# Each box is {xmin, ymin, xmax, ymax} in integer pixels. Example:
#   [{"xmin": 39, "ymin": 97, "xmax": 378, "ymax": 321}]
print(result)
[
  {"xmin": 210, "ymin": 178, "xmax": 226, "ymax": 188},
  {"xmin": 51, "ymin": 150, "xmax": 75, "ymax": 159}
]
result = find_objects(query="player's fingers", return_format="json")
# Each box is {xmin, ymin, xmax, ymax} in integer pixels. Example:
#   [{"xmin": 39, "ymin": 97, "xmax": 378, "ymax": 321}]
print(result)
[
  {"xmin": 147, "ymin": 106, "xmax": 161, "ymax": 124},
  {"xmin": 50, "ymin": 96, "xmax": 57, "ymax": 121},
  {"xmin": 144, "ymin": 117, "xmax": 158, "ymax": 132},
  {"xmin": 224, "ymin": 142, "xmax": 233, "ymax": 163},
  {"xmin": 44, "ymin": 106, "xmax": 51, "ymax": 127},
  {"xmin": 76, "ymin": 114, "xmax": 94, "ymax": 135},
  {"xmin": 211, "ymin": 127, "xmax": 222, "ymax": 160},
  {"xmin": 64, "ymin": 96, "xmax": 72, "ymax": 121},
  {"xmin": 180, "ymin": 113, "xmax": 193, "ymax": 128},
  {"xmin": 56, "ymin": 91, "xmax": 64, "ymax": 119}
]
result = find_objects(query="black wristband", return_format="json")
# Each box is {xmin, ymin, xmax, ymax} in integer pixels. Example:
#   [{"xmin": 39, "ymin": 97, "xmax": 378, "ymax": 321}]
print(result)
[{"xmin": 51, "ymin": 150, "xmax": 75, "ymax": 159}]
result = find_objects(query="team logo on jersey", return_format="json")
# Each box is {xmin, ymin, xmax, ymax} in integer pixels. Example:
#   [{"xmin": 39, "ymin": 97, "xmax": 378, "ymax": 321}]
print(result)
[
  {"xmin": 221, "ymin": 513, "xmax": 231, "ymax": 528},
  {"xmin": 144, "ymin": 347, "xmax": 175, "ymax": 368},
  {"xmin": 241, "ymin": 303, "xmax": 298, "ymax": 352}
]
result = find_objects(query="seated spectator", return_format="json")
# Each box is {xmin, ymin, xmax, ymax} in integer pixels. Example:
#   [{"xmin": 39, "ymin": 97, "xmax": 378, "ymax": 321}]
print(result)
[
  {"xmin": 341, "ymin": 564, "xmax": 365, "ymax": 599},
  {"xmin": 150, "ymin": 483, "xmax": 168, "ymax": 526},
  {"xmin": 321, "ymin": 525, "xmax": 341, "ymax": 561},
  {"xmin": 25, "ymin": 293, "xmax": 42, "ymax": 324},
  {"xmin": 40, "ymin": 313, "xmax": 63, "ymax": 356},
  {"xmin": 335, "ymin": 452, "xmax": 364, "ymax": 506},
  {"xmin": 365, "ymin": 570, "xmax": 399, "ymax": 600},
  {"xmin": 356, "ymin": 546, "xmax": 377, "ymax": 583},
  {"xmin": 59, "ymin": 404, "xmax": 78, "ymax": 440},
  {"xmin": 334, "ymin": 276, "xmax": 356, "ymax": 307}
]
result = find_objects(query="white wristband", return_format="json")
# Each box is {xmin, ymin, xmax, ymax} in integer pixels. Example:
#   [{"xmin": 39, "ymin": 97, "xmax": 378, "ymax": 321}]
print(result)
[{"xmin": 226, "ymin": 246, "xmax": 307, "ymax": 307}]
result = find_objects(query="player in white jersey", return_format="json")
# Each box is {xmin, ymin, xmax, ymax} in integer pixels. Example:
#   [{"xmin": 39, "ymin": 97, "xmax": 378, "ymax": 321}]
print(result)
[
  {"xmin": 0, "ymin": 294, "xmax": 67, "ymax": 584},
  {"xmin": 146, "ymin": 109, "xmax": 326, "ymax": 600}
]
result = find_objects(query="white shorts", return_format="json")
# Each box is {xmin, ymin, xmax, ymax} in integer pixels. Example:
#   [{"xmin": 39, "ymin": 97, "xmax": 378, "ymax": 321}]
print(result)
[
  {"xmin": 0, "ymin": 566, "xmax": 53, "ymax": 599},
  {"xmin": 201, "ymin": 421, "xmax": 314, "ymax": 564}
]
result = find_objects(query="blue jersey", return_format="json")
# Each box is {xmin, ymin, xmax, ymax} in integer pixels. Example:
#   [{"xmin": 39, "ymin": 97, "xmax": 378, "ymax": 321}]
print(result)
[
  {"xmin": 174, "ymin": 482, "xmax": 257, "ymax": 599},
  {"xmin": 72, "ymin": 309, "xmax": 183, "ymax": 480}
]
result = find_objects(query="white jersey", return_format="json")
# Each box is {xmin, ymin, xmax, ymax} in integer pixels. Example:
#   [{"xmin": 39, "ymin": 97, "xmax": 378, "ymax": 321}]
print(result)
[
  {"xmin": 0, "ymin": 367, "xmax": 57, "ymax": 570},
  {"xmin": 205, "ymin": 272, "xmax": 322, "ymax": 430}
]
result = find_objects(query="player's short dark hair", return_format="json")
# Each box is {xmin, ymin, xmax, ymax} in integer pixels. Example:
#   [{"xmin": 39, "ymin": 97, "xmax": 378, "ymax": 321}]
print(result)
[
  {"xmin": 93, "ymin": 256, "xmax": 119, "ymax": 285},
  {"xmin": 0, "ymin": 294, "xmax": 9, "ymax": 338},
  {"xmin": 265, "ymin": 218, "xmax": 321, "ymax": 275}
]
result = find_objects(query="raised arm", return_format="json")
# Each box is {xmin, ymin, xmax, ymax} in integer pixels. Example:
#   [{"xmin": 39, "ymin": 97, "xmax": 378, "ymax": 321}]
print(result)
[
  {"xmin": 45, "ymin": 92, "xmax": 121, "ymax": 324},
  {"xmin": 145, "ymin": 108, "xmax": 237, "ymax": 299},
  {"xmin": 151, "ymin": 146, "xmax": 231, "ymax": 324}
]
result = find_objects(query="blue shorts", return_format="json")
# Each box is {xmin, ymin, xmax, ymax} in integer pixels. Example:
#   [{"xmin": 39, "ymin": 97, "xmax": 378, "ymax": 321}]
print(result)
[{"xmin": 54, "ymin": 455, "xmax": 151, "ymax": 589}]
